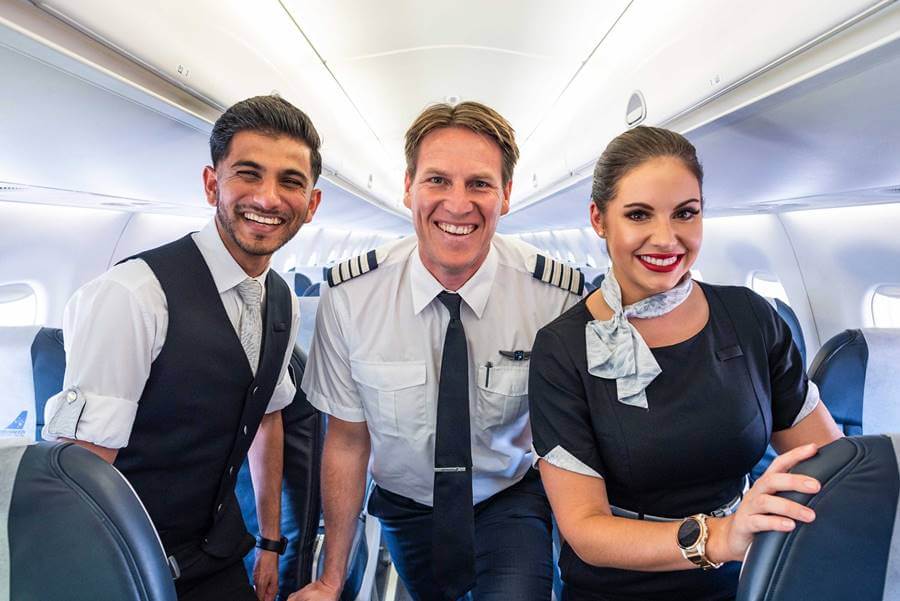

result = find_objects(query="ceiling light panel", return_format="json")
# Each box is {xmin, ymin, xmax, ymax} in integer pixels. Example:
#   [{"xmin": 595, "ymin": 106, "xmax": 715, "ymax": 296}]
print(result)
[{"xmin": 280, "ymin": 0, "xmax": 628, "ymax": 191}]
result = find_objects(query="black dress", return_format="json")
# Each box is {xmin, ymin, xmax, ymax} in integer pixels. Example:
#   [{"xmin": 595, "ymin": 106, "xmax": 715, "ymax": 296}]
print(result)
[{"xmin": 529, "ymin": 283, "xmax": 812, "ymax": 601}]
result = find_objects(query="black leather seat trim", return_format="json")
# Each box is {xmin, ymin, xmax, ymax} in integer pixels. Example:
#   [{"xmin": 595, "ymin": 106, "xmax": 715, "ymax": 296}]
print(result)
[
  {"xmin": 9, "ymin": 442, "xmax": 176, "ymax": 601},
  {"xmin": 737, "ymin": 435, "xmax": 899, "ymax": 601}
]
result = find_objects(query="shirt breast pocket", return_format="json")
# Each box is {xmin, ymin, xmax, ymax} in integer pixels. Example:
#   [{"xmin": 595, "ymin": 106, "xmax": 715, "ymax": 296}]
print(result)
[
  {"xmin": 350, "ymin": 360, "xmax": 429, "ymax": 440},
  {"xmin": 475, "ymin": 365, "xmax": 529, "ymax": 431}
]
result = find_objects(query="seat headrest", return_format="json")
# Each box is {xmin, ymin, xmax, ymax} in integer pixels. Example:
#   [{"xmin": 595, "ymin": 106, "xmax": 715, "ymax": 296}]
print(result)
[
  {"xmin": 293, "ymin": 273, "xmax": 312, "ymax": 297},
  {"xmin": 0, "ymin": 326, "xmax": 42, "ymax": 443},
  {"xmin": 772, "ymin": 298, "xmax": 806, "ymax": 365},
  {"xmin": 3, "ymin": 442, "xmax": 177, "ymax": 600},
  {"xmin": 297, "ymin": 297, "xmax": 320, "ymax": 354},
  {"xmin": 809, "ymin": 329, "xmax": 867, "ymax": 435},
  {"xmin": 737, "ymin": 435, "xmax": 900, "ymax": 601},
  {"xmin": 859, "ymin": 328, "xmax": 900, "ymax": 434},
  {"xmin": 302, "ymin": 282, "xmax": 322, "ymax": 297}
]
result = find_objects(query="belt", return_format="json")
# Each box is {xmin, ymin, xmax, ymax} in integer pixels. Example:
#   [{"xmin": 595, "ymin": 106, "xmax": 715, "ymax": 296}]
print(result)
[{"xmin": 610, "ymin": 476, "xmax": 748, "ymax": 523}]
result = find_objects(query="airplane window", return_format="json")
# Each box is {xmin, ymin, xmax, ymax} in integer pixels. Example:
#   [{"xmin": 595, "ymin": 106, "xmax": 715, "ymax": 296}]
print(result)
[
  {"xmin": 282, "ymin": 254, "xmax": 297, "ymax": 272},
  {"xmin": 871, "ymin": 285, "xmax": 900, "ymax": 328},
  {"xmin": 0, "ymin": 283, "xmax": 38, "ymax": 326},
  {"xmin": 585, "ymin": 254, "xmax": 597, "ymax": 268},
  {"xmin": 307, "ymin": 251, "xmax": 320, "ymax": 266},
  {"xmin": 750, "ymin": 272, "xmax": 789, "ymax": 304}
]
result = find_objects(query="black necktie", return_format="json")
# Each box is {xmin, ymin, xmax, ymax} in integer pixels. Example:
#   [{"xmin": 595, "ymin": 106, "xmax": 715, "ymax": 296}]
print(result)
[{"xmin": 432, "ymin": 292, "xmax": 476, "ymax": 599}]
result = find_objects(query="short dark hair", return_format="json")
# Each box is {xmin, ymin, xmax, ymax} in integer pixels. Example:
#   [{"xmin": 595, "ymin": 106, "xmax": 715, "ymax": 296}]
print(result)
[
  {"xmin": 209, "ymin": 95, "xmax": 322, "ymax": 184},
  {"xmin": 405, "ymin": 101, "xmax": 520, "ymax": 186},
  {"xmin": 591, "ymin": 126, "xmax": 703, "ymax": 212}
]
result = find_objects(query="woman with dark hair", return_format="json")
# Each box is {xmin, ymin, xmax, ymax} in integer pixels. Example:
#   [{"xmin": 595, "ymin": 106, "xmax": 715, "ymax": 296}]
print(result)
[{"xmin": 528, "ymin": 126, "xmax": 842, "ymax": 600}]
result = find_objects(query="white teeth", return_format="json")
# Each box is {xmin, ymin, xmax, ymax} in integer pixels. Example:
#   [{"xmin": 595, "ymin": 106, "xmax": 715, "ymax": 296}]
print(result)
[
  {"xmin": 244, "ymin": 212, "xmax": 283, "ymax": 225},
  {"xmin": 437, "ymin": 222, "xmax": 476, "ymax": 235},
  {"xmin": 640, "ymin": 255, "xmax": 679, "ymax": 266}
]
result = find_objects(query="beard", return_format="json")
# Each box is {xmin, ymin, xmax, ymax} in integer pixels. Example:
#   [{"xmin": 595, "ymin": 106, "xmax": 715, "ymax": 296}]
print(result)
[{"xmin": 215, "ymin": 192, "xmax": 305, "ymax": 257}]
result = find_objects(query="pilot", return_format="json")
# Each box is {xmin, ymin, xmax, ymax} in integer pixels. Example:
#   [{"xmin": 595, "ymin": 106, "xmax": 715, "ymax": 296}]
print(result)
[
  {"xmin": 291, "ymin": 101, "xmax": 583, "ymax": 601},
  {"xmin": 42, "ymin": 95, "xmax": 322, "ymax": 601}
]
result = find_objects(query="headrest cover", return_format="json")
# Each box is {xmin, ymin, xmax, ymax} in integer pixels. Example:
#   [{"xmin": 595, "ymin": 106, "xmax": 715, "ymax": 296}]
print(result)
[
  {"xmin": 0, "ymin": 441, "xmax": 30, "ymax": 600},
  {"xmin": 862, "ymin": 329, "xmax": 900, "ymax": 433},
  {"xmin": 0, "ymin": 326, "xmax": 41, "ymax": 443}
]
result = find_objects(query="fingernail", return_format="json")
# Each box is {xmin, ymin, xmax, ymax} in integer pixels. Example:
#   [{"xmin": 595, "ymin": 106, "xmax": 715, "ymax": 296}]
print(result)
[
  {"xmin": 783, "ymin": 520, "xmax": 795, "ymax": 529},
  {"xmin": 804, "ymin": 480, "xmax": 820, "ymax": 492},
  {"xmin": 806, "ymin": 510, "xmax": 816, "ymax": 521}
]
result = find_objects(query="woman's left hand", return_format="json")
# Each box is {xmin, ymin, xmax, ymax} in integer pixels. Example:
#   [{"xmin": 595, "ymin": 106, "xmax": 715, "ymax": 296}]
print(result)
[{"xmin": 709, "ymin": 443, "xmax": 821, "ymax": 563}]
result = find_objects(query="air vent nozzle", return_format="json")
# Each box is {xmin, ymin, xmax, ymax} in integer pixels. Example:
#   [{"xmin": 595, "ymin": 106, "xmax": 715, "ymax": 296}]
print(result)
[{"xmin": 626, "ymin": 91, "xmax": 646, "ymax": 127}]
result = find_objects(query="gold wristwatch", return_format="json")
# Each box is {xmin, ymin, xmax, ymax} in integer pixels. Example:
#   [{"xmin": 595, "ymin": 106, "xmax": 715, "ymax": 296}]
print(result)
[{"xmin": 677, "ymin": 514, "xmax": 722, "ymax": 570}]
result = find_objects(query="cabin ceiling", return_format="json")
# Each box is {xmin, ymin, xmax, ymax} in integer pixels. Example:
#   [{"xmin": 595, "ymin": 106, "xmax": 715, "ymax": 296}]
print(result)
[
  {"xmin": 499, "ymin": 31, "xmax": 900, "ymax": 232},
  {"xmin": 18, "ymin": 0, "xmax": 889, "ymax": 213},
  {"xmin": 1, "ymin": 0, "xmax": 899, "ymax": 236}
]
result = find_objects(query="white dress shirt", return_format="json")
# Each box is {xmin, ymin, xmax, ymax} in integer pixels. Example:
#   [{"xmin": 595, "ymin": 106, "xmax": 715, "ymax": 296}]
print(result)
[
  {"xmin": 43, "ymin": 220, "xmax": 300, "ymax": 449},
  {"xmin": 302, "ymin": 234, "xmax": 582, "ymax": 505}
]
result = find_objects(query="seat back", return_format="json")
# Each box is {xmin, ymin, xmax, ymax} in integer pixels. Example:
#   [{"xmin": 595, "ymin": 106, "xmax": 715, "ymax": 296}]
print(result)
[
  {"xmin": 2, "ymin": 441, "xmax": 177, "ymax": 600},
  {"xmin": 737, "ymin": 435, "xmax": 900, "ymax": 601},
  {"xmin": 302, "ymin": 282, "xmax": 322, "ymax": 297},
  {"xmin": 293, "ymin": 273, "xmax": 313, "ymax": 297},
  {"xmin": 808, "ymin": 328, "xmax": 900, "ymax": 436},
  {"xmin": 772, "ymin": 298, "xmax": 806, "ymax": 365},
  {"xmin": 0, "ymin": 326, "xmax": 43, "ymax": 442}
]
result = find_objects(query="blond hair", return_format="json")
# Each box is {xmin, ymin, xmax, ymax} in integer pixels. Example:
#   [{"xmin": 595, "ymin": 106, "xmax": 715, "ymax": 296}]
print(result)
[{"xmin": 404, "ymin": 101, "xmax": 520, "ymax": 185}]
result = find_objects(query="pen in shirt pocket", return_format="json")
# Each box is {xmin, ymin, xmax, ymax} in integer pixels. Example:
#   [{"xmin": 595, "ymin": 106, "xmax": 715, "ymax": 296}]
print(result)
[{"xmin": 484, "ymin": 361, "xmax": 492, "ymax": 387}]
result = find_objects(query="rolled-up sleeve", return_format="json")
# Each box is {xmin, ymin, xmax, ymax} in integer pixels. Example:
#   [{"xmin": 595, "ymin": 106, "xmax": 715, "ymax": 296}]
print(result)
[
  {"xmin": 301, "ymin": 285, "xmax": 366, "ymax": 422},
  {"xmin": 43, "ymin": 263, "xmax": 163, "ymax": 449},
  {"xmin": 529, "ymin": 326, "xmax": 605, "ymax": 479}
]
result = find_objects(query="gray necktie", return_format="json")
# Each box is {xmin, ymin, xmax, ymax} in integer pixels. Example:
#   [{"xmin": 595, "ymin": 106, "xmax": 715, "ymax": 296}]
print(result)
[{"xmin": 236, "ymin": 278, "xmax": 263, "ymax": 374}]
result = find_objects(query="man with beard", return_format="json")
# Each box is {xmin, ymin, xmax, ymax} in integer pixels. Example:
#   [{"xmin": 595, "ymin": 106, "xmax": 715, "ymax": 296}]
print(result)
[{"xmin": 42, "ymin": 95, "xmax": 321, "ymax": 601}]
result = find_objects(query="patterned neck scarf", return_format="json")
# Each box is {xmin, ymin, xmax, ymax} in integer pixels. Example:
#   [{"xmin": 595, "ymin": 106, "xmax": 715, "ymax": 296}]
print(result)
[{"xmin": 585, "ymin": 268, "xmax": 694, "ymax": 409}]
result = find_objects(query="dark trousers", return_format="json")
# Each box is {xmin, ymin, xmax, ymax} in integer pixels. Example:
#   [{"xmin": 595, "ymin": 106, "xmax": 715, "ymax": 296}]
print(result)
[
  {"xmin": 172, "ymin": 543, "xmax": 257, "ymax": 601},
  {"xmin": 368, "ymin": 469, "xmax": 553, "ymax": 601}
]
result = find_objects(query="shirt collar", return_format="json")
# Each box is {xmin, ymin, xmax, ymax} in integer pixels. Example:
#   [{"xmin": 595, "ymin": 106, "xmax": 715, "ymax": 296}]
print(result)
[
  {"xmin": 194, "ymin": 220, "xmax": 269, "ymax": 294},
  {"xmin": 409, "ymin": 242, "xmax": 498, "ymax": 319}
]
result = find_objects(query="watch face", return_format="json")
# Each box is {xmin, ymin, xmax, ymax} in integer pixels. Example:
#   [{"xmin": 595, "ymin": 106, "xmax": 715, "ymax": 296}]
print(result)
[{"xmin": 678, "ymin": 518, "xmax": 702, "ymax": 549}]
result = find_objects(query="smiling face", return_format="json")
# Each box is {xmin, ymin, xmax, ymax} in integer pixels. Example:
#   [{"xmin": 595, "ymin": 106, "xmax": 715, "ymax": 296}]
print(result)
[
  {"xmin": 404, "ymin": 126, "xmax": 511, "ymax": 290},
  {"xmin": 203, "ymin": 130, "xmax": 321, "ymax": 276},
  {"xmin": 592, "ymin": 156, "xmax": 703, "ymax": 305}
]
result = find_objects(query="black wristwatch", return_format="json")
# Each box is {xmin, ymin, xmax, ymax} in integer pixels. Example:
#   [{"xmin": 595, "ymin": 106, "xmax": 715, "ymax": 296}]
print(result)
[
  {"xmin": 256, "ymin": 535, "xmax": 288, "ymax": 555},
  {"xmin": 677, "ymin": 514, "xmax": 722, "ymax": 570}
]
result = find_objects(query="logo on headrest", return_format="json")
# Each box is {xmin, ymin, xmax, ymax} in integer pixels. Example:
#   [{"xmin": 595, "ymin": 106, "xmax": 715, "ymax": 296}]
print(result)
[{"xmin": 1, "ymin": 410, "xmax": 27, "ymax": 438}]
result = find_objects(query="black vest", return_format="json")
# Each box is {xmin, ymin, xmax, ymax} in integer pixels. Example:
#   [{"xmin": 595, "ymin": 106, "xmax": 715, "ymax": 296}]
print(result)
[{"xmin": 113, "ymin": 235, "xmax": 292, "ymax": 560}]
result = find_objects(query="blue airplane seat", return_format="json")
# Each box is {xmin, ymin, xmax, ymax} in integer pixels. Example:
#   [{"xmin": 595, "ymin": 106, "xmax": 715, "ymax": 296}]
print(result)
[
  {"xmin": 807, "ymin": 328, "xmax": 900, "ymax": 436},
  {"xmin": 30, "ymin": 326, "xmax": 65, "ymax": 440},
  {"xmin": 737, "ymin": 435, "xmax": 900, "ymax": 601},
  {"xmin": 772, "ymin": 298, "xmax": 807, "ymax": 365},
  {"xmin": 302, "ymin": 282, "xmax": 322, "ymax": 297},
  {"xmin": 749, "ymin": 298, "xmax": 809, "ymax": 481},
  {"xmin": 591, "ymin": 273, "xmax": 605, "ymax": 289},
  {"xmin": 1, "ymin": 441, "xmax": 177, "ymax": 600},
  {"xmin": 293, "ymin": 273, "xmax": 313, "ymax": 297}
]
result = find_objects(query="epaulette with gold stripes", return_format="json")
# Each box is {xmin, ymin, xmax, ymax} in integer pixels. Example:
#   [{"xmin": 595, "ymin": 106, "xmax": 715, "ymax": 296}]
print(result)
[
  {"xmin": 532, "ymin": 254, "xmax": 584, "ymax": 295},
  {"xmin": 326, "ymin": 250, "xmax": 379, "ymax": 287}
]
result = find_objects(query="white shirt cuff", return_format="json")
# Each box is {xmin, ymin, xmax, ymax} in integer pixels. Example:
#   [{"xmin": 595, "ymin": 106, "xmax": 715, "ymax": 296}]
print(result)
[
  {"xmin": 43, "ymin": 388, "xmax": 138, "ymax": 449},
  {"xmin": 791, "ymin": 380, "xmax": 822, "ymax": 428},
  {"xmin": 532, "ymin": 444, "xmax": 603, "ymax": 479},
  {"xmin": 306, "ymin": 390, "xmax": 367, "ymax": 423}
]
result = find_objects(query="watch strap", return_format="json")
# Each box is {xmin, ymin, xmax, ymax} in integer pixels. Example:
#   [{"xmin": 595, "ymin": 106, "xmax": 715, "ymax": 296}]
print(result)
[{"xmin": 256, "ymin": 535, "xmax": 288, "ymax": 555}]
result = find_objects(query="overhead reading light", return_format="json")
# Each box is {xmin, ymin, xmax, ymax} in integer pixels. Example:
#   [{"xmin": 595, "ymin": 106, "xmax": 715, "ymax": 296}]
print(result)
[
  {"xmin": 445, "ymin": 95, "xmax": 461, "ymax": 106},
  {"xmin": 625, "ymin": 91, "xmax": 647, "ymax": 127}
]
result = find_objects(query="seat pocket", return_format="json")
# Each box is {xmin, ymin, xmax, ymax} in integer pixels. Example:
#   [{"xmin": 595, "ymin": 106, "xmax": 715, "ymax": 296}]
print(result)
[
  {"xmin": 475, "ymin": 365, "xmax": 529, "ymax": 431},
  {"xmin": 350, "ymin": 360, "xmax": 428, "ymax": 439}
]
